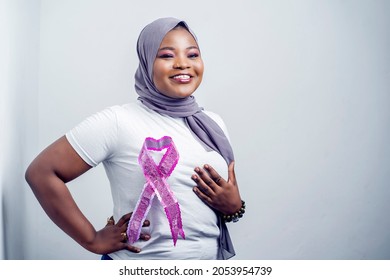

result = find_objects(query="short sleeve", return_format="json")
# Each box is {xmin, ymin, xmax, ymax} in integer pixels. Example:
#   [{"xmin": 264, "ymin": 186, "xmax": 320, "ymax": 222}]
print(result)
[{"xmin": 65, "ymin": 106, "xmax": 119, "ymax": 167}]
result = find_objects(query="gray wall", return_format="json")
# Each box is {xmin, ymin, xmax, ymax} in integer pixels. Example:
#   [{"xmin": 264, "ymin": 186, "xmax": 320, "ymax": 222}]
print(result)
[
  {"xmin": 1, "ymin": 0, "xmax": 40, "ymax": 259},
  {"xmin": 1, "ymin": 0, "xmax": 389, "ymax": 259}
]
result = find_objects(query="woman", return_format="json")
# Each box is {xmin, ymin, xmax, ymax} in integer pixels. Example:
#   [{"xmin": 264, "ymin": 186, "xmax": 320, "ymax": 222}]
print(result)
[{"xmin": 25, "ymin": 17, "xmax": 244, "ymax": 260}]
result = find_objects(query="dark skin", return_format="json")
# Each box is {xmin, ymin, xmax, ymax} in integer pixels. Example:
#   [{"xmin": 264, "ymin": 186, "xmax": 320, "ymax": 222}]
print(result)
[
  {"xmin": 25, "ymin": 27, "xmax": 241, "ymax": 255},
  {"xmin": 25, "ymin": 136, "xmax": 150, "ymax": 254},
  {"xmin": 192, "ymin": 162, "xmax": 242, "ymax": 215}
]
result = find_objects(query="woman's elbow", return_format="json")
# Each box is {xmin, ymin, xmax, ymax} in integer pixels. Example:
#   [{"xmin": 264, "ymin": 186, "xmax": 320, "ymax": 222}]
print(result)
[
  {"xmin": 25, "ymin": 161, "xmax": 38, "ymax": 188},
  {"xmin": 25, "ymin": 159, "xmax": 48, "ymax": 190}
]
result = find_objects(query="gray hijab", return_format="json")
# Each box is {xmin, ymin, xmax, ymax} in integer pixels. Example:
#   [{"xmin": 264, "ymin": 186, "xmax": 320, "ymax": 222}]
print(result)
[{"xmin": 135, "ymin": 17, "xmax": 234, "ymax": 165}]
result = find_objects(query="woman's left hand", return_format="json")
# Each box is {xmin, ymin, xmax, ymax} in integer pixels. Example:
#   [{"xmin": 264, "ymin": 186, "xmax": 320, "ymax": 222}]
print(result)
[{"xmin": 192, "ymin": 161, "xmax": 242, "ymax": 215}]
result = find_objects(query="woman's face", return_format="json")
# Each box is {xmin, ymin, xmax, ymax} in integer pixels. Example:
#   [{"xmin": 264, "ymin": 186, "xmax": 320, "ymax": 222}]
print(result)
[{"xmin": 153, "ymin": 27, "xmax": 204, "ymax": 99}]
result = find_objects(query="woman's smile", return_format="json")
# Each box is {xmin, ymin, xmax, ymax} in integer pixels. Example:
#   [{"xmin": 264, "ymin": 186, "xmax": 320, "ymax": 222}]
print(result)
[
  {"xmin": 153, "ymin": 26, "xmax": 204, "ymax": 99},
  {"xmin": 170, "ymin": 74, "xmax": 193, "ymax": 83}
]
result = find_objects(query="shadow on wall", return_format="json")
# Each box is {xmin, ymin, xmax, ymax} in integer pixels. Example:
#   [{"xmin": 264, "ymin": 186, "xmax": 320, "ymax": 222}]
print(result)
[{"xmin": 0, "ymin": 0, "xmax": 40, "ymax": 260}]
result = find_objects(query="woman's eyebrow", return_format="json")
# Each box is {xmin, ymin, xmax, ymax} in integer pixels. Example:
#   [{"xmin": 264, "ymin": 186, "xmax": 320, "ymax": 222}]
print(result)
[
  {"xmin": 158, "ymin": 46, "xmax": 175, "ymax": 51},
  {"xmin": 158, "ymin": 46, "xmax": 199, "ymax": 51},
  {"xmin": 187, "ymin": 46, "xmax": 199, "ymax": 51}
]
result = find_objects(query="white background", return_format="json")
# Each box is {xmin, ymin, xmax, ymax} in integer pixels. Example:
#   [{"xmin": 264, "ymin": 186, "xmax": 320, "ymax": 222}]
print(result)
[{"xmin": 1, "ymin": 0, "xmax": 389, "ymax": 260}]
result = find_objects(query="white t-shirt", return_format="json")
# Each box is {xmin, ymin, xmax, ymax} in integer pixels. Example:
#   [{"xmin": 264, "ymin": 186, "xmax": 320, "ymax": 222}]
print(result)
[{"xmin": 66, "ymin": 101, "xmax": 230, "ymax": 259}]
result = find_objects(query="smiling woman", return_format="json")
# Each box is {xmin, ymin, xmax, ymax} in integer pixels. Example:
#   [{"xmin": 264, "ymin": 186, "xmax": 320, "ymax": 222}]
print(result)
[
  {"xmin": 25, "ymin": 17, "xmax": 243, "ymax": 260},
  {"xmin": 153, "ymin": 26, "xmax": 204, "ymax": 99}
]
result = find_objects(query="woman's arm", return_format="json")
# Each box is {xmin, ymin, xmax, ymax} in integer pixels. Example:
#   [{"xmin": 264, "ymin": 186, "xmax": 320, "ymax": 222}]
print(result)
[{"xmin": 25, "ymin": 136, "xmax": 149, "ymax": 254}]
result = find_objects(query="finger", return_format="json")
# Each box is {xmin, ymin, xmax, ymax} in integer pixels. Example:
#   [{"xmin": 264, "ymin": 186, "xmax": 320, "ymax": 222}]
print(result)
[
  {"xmin": 192, "ymin": 174, "xmax": 212, "ymax": 196},
  {"xmin": 139, "ymin": 233, "xmax": 151, "ymax": 241},
  {"xmin": 122, "ymin": 219, "xmax": 150, "ymax": 233},
  {"xmin": 227, "ymin": 161, "xmax": 237, "ymax": 185},
  {"xmin": 118, "ymin": 218, "xmax": 150, "ymax": 240},
  {"xmin": 194, "ymin": 167, "xmax": 216, "ymax": 193},
  {"xmin": 106, "ymin": 216, "xmax": 115, "ymax": 226},
  {"xmin": 124, "ymin": 244, "xmax": 141, "ymax": 253},
  {"xmin": 116, "ymin": 212, "xmax": 132, "ymax": 227},
  {"xmin": 204, "ymin": 164, "xmax": 225, "ymax": 186},
  {"xmin": 143, "ymin": 220, "xmax": 150, "ymax": 227},
  {"xmin": 193, "ymin": 186, "xmax": 212, "ymax": 205}
]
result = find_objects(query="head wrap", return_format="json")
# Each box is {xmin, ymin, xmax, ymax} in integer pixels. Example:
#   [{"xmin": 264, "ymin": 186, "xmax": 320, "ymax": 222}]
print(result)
[{"xmin": 135, "ymin": 17, "xmax": 234, "ymax": 165}]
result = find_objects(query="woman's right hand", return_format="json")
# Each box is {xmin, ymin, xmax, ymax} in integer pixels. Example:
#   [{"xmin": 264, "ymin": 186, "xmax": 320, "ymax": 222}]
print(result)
[{"xmin": 84, "ymin": 212, "xmax": 151, "ymax": 254}]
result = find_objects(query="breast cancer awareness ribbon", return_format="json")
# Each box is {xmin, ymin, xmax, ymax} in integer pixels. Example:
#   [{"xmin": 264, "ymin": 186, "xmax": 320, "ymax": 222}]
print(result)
[{"xmin": 126, "ymin": 136, "xmax": 185, "ymax": 246}]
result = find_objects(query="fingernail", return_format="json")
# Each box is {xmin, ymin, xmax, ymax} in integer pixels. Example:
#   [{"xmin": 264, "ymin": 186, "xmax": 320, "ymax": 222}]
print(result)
[
  {"xmin": 204, "ymin": 164, "xmax": 209, "ymax": 169},
  {"xmin": 195, "ymin": 167, "xmax": 200, "ymax": 172}
]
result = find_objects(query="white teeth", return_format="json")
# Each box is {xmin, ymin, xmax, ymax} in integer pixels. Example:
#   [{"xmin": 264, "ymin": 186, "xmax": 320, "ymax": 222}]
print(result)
[{"xmin": 173, "ymin": 75, "xmax": 190, "ymax": 79}]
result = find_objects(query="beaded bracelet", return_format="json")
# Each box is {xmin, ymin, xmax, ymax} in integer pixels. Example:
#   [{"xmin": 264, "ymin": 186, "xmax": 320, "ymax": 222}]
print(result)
[{"xmin": 222, "ymin": 200, "xmax": 246, "ymax": 223}]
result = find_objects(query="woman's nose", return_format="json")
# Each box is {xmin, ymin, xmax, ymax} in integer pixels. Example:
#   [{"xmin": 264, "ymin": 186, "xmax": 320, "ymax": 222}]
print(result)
[{"xmin": 173, "ymin": 57, "xmax": 190, "ymax": 69}]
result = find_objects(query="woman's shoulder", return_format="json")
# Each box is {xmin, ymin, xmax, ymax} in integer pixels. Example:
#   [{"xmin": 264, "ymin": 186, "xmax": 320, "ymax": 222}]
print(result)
[
  {"xmin": 106, "ymin": 101, "xmax": 139, "ymax": 112},
  {"xmin": 203, "ymin": 110, "xmax": 225, "ymax": 126},
  {"xmin": 202, "ymin": 110, "xmax": 229, "ymax": 136},
  {"xmin": 110, "ymin": 100, "xmax": 152, "ymax": 115},
  {"xmin": 97, "ymin": 101, "xmax": 148, "ymax": 119}
]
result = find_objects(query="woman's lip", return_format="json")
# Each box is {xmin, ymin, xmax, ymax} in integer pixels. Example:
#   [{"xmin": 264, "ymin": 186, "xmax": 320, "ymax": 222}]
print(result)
[
  {"xmin": 170, "ymin": 74, "xmax": 192, "ymax": 78},
  {"xmin": 170, "ymin": 74, "xmax": 193, "ymax": 83}
]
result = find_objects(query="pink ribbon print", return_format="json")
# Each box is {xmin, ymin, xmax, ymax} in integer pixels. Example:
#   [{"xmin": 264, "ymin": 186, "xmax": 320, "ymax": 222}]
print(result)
[{"xmin": 126, "ymin": 136, "xmax": 185, "ymax": 246}]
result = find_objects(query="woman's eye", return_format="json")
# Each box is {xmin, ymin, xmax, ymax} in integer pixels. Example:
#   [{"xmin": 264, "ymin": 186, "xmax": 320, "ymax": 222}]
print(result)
[
  {"xmin": 188, "ymin": 53, "xmax": 199, "ymax": 58},
  {"xmin": 158, "ymin": 53, "xmax": 174, "ymax": 58}
]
